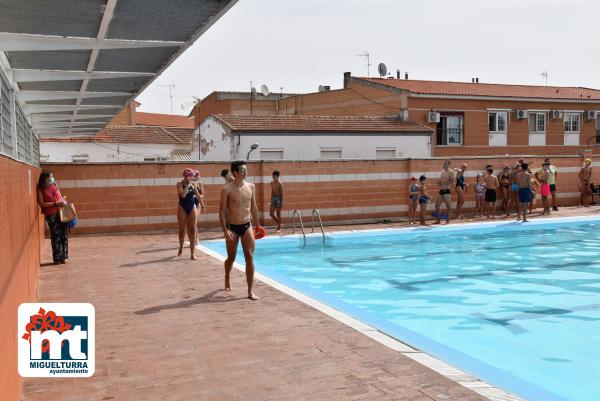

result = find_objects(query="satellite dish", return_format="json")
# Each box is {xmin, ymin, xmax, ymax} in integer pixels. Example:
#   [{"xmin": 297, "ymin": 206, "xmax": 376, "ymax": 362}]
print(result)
[
  {"xmin": 260, "ymin": 84, "xmax": 270, "ymax": 96},
  {"xmin": 318, "ymin": 85, "xmax": 325, "ymax": 92},
  {"xmin": 378, "ymin": 63, "xmax": 387, "ymax": 78}
]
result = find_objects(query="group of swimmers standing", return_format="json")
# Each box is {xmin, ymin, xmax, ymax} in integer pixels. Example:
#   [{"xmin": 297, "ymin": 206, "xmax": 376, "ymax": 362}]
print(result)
[
  {"xmin": 408, "ymin": 157, "xmax": 593, "ymax": 225},
  {"xmin": 176, "ymin": 162, "xmax": 286, "ymax": 300}
]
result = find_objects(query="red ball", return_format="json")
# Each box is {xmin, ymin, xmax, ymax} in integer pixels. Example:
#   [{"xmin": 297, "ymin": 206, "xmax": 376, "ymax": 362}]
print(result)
[{"xmin": 254, "ymin": 226, "xmax": 266, "ymax": 240}]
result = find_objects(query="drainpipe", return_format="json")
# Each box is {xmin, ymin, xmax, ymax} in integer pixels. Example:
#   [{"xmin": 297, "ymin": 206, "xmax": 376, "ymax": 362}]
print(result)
[{"xmin": 258, "ymin": 160, "xmax": 265, "ymax": 226}]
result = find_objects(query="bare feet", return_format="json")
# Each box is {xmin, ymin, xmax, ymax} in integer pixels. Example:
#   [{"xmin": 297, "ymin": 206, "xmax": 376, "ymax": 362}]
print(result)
[
  {"xmin": 190, "ymin": 254, "xmax": 197, "ymax": 260},
  {"xmin": 177, "ymin": 247, "xmax": 183, "ymax": 256},
  {"xmin": 224, "ymin": 276, "xmax": 231, "ymax": 291},
  {"xmin": 248, "ymin": 291, "xmax": 259, "ymax": 300}
]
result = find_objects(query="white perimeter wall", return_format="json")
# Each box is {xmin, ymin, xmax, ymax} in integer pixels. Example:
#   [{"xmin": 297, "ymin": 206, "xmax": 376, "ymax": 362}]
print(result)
[
  {"xmin": 196, "ymin": 117, "xmax": 235, "ymax": 161},
  {"xmin": 197, "ymin": 117, "xmax": 432, "ymax": 161},
  {"xmin": 41, "ymin": 142, "xmax": 189, "ymax": 162}
]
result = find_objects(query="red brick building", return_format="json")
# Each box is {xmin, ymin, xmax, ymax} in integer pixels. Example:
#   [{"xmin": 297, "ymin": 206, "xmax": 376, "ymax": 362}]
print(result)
[
  {"xmin": 191, "ymin": 74, "xmax": 600, "ymax": 158},
  {"xmin": 283, "ymin": 74, "xmax": 600, "ymax": 157}
]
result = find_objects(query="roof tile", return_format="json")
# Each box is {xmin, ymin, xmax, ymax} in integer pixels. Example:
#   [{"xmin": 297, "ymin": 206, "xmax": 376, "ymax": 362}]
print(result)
[
  {"xmin": 212, "ymin": 115, "xmax": 433, "ymax": 133},
  {"xmin": 40, "ymin": 126, "xmax": 193, "ymax": 144},
  {"xmin": 136, "ymin": 112, "xmax": 195, "ymax": 128},
  {"xmin": 362, "ymin": 78, "xmax": 600, "ymax": 100}
]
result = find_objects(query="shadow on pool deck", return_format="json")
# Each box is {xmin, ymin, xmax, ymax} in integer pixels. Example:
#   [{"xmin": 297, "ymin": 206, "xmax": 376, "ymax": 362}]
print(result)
[{"xmin": 24, "ymin": 206, "xmax": 598, "ymax": 401}]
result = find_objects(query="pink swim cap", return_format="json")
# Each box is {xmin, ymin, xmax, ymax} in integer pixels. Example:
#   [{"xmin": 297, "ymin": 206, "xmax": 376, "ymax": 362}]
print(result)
[{"xmin": 183, "ymin": 168, "xmax": 194, "ymax": 177}]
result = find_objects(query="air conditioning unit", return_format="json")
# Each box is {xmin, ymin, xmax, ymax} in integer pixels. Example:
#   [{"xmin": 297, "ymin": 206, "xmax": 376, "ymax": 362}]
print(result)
[
  {"xmin": 550, "ymin": 110, "xmax": 562, "ymax": 119},
  {"xmin": 585, "ymin": 110, "xmax": 598, "ymax": 120},
  {"xmin": 515, "ymin": 110, "xmax": 528, "ymax": 119},
  {"xmin": 427, "ymin": 112, "xmax": 440, "ymax": 123}
]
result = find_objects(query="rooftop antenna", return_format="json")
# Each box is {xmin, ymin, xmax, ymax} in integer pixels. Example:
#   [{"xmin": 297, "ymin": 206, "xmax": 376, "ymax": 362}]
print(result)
[
  {"xmin": 378, "ymin": 63, "xmax": 387, "ymax": 78},
  {"xmin": 356, "ymin": 51, "xmax": 371, "ymax": 77},
  {"xmin": 250, "ymin": 80, "xmax": 257, "ymax": 115},
  {"xmin": 260, "ymin": 84, "xmax": 270, "ymax": 97},
  {"xmin": 180, "ymin": 96, "xmax": 200, "ymax": 111},
  {"xmin": 157, "ymin": 83, "xmax": 175, "ymax": 113},
  {"xmin": 540, "ymin": 71, "xmax": 548, "ymax": 85}
]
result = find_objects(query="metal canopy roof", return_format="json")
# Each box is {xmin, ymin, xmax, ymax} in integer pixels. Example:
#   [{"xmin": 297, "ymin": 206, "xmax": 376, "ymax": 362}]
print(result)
[{"xmin": 0, "ymin": 0, "xmax": 237, "ymax": 137}]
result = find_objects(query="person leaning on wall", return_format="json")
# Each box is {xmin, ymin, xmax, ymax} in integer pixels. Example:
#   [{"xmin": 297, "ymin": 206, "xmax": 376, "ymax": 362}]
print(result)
[{"xmin": 37, "ymin": 171, "xmax": 69, "ymax": 265}]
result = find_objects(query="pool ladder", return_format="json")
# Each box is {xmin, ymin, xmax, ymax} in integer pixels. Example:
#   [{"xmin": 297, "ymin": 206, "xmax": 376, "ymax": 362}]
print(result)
[{"xmin": 292, "ymin": 209, "xmax": 325, "ymax": 246}]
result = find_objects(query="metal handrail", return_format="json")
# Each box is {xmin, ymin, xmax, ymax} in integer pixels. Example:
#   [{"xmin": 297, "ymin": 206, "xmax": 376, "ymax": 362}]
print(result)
[
  {"xmin": 292, "ymin": 209, "xmax": 306, "ymax": 246},
  {"xmin": 311, "ymin": 209, "xmax": 325, "ymax": 245}
]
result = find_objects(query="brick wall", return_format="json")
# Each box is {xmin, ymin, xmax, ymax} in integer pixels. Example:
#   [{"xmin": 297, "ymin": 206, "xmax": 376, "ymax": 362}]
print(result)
[
  {"xmin": 191, "ymin": 93, "xmax": 283, "ymax": 127},
  {"xmin": 274, "ymin": 81, "xmax": 600, "ymax": 157},
  {"xmin": 191, "ymin": 92, "xmax": 234, "ymax": 127},
  {"xmin": 42, "ymin": 155, "xmax": 599, "ymax": 234},
  {"xmin": 107, "ymin": 102, "xmax": 135, "ymax": 126},
  {"xmin": 407, "ymin": 96, "xmax": 600, "ymax": 149},
  {"xmin": 0, "ymin": 156, "xmax": 43, "ymax": 401}
]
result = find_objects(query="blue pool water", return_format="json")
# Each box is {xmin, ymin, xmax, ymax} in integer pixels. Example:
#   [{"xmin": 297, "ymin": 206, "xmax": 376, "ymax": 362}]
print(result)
[{"xmin": 202, "ymin": 217, "xmax": 600, "ymax": 401}]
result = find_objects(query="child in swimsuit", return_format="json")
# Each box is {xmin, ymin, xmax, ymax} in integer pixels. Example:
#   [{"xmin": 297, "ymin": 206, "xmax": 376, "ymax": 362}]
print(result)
[
  {"xmin": 498, "ymin": 165, "xmax": 511, "ymax": 214},
  {"xmin": 537, "ymin": 166, "xmax": 551, "ymax": 215},
  {"xmin": 408, "ymin": 176, "xmax": 419, "ymax": 225},
  {"xmin": 418, "ymin": 175, "xmax": 431, "ymax": 226},
  {"xmin": 474, "ymin": 174, "xmax": 486, "ymax": 217},
  {"xmin": 529, "ymin": 175, "xmax": 539, "ymax": 214},
  {"xmin": 269, "ymin": 170, "xmax": 284, "ymax": 232}
]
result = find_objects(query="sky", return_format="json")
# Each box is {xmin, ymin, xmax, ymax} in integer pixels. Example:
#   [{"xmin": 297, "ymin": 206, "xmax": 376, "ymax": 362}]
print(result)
[{"xmin": 136, "ymin": 0, "xmax": 600, "ymax": 115}]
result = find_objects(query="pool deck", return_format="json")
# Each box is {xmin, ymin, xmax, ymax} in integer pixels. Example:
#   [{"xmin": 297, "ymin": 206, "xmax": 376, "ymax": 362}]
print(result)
[{"xmin": 22, "ymin": 206, "xmax": 600, "ymax": 401}]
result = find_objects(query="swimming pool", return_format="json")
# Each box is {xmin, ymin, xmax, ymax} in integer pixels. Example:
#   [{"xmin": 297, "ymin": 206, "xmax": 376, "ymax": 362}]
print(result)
[{"xmin": 202, "ymin": 217, "xmax": 600, "ymax": 401}]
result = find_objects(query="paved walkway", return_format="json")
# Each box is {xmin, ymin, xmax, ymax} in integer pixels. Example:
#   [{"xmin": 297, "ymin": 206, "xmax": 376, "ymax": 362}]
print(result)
[{"xmin": 23, "ymin": 206, "xmax": 599, "ymax": 400}]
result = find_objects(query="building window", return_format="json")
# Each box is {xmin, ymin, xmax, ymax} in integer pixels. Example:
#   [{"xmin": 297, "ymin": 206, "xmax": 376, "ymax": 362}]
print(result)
[
  {"xmin": 376, "ymin": 147, "xmax": 396, "ymax": 158},
  {"xmin": 436, "ymin": 115, "xmax": 463, "ymax": 145},
  {"xmin": 563, "ymin": 113, "xmax": 580, "ymax": 133},
  {"xmin": 320, "ymin": 147, "xmax": 342, "ymax": 159},
  {"xmin": 488, "ymin": 111, "xmax": 507, "ymax": 132},
  {"xmin": 259, "ymin": 148, "xmax": 284, "ymax": 160},
  {"xmin": 528, "ymin": 112, "xmax": 546, "ymax": 133}
]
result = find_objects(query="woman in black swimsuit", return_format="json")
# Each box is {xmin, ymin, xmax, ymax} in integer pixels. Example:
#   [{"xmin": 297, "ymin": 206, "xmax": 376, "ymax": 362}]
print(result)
[
  {"xmin": 454, "ymin": 164, "xmax": 468, "ymax": 219},
  {"xmin": 176, "ymin": 168, "xmax": 202, "ymax": 259},
  {"xmin": 497, "ymin": 165, "xmax": 511, "ymax": 214}
]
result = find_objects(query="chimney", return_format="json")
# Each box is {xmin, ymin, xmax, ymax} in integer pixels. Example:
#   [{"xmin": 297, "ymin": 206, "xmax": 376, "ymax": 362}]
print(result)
[
  {"xmin": 396, "ymin": 69, "xmax": 400, "ymax": 79},
  {"xmin": 475, "ymin": 77, "xmax": 479, "ymax": 83},
  {"xmin": 471, "ymin": 78, "xmax": 475, "ymax": 83},
  {"xmin": 343, "ymin": 72, "xmax": 351, "ymax": 88},
  {"xmin": 404, "ymin": 73, "xmax": 409, "ymax": 80}
]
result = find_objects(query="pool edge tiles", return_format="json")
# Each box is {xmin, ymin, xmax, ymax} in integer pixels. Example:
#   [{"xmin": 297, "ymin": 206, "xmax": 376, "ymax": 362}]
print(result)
[{"xmin": 197, "ymin": 243, "xmax": 529, "ymax": 401}]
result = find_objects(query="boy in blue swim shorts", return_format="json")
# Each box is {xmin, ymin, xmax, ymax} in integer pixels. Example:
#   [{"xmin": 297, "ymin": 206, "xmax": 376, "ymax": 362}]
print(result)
[{"xmin": 515, "ymin": 163, "xmax": 532, "ymax": 222}]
